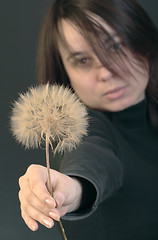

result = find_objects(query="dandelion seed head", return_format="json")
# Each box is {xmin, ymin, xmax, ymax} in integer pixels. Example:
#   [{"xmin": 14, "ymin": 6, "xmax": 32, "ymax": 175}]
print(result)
[{"xmin": 10, "ymin": 84, "xmax": 88, "ymax": 153}]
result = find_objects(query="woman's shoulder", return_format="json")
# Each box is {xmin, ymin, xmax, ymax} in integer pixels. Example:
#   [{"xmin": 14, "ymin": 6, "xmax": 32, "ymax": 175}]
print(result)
[
  {"xmin": 88, "ymin": 108, "xmax": 112, "ymax": 124},
  {"xmin": 87, "ymin": 108, "xmax": 114, "ymax": 134}
]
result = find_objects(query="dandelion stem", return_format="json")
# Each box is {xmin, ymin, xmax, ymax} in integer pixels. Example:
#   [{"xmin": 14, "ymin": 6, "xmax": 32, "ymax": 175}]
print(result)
[
  {"xmin": 45, "ymin": 132, "xmax": 68, "ymax": 240},
  {"xmin": 46, "ymin": 132, "xmax": 53, "ymax": 196}
]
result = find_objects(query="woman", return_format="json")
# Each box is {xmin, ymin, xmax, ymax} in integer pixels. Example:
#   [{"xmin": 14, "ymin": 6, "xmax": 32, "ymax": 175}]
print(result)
[{"xmin": 18, "ymin": 0, "xmax": 158, "ymax": 239}]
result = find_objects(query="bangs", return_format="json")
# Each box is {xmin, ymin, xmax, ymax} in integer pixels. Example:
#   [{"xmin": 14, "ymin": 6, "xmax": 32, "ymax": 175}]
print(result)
[{"xmin": 57, "ymin": 12, "xmax": 147, "ymax": 80}]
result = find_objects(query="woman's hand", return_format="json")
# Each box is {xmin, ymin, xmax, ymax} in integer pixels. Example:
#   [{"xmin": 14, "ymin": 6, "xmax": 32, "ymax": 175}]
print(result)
[{"xmin": 18, "ymin": 164, "xmax": 83, "ymax": 231}]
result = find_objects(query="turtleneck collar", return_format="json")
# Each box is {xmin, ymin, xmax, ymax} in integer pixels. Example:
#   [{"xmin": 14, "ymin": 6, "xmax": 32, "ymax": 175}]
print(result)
[{"xmin": 109, "ymin": 100, "xmax": 149, "ymax": 130}]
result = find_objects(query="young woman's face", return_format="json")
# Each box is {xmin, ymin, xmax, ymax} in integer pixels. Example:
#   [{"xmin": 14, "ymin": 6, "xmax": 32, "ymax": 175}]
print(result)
[{"xmin": 58, "ymin": 18, "xmax": 149, "ymax": 112}]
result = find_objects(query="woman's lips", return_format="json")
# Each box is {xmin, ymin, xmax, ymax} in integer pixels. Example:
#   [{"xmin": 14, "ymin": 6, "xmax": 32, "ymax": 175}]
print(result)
[{"xmin": 104, "ymin": 86, "xmax": 127, "ymax": 100}]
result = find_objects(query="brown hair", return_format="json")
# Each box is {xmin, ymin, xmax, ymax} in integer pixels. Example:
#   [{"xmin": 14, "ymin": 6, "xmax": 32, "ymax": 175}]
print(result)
[{"xmin": 36, "ymin": 0, "xmax": 158, "ymax": 129}]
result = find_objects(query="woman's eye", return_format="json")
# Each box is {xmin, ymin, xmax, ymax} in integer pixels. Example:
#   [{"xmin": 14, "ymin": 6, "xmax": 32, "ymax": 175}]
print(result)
[
  {"xmin": 73, "ymin": 57, "xmax": 92, "ymax": 68},
  {"xmin": 110, "ymin": 42, "xmax": 122, "ymax": 52},
  {"xmin": 78, "ymin": 57, "xmax": 89, "ymax": 64}
]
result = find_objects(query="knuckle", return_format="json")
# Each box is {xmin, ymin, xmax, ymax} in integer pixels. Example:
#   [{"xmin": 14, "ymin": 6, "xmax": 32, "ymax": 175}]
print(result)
[
  {"xmin": 18, "ymin": 191, "xmax": 26, "ymax": 210},
  {"xmin": 42, "ymin": 206, "xmax": 50, "ymax": 216},
  {"xmin": 27, "ymin": 164, "xmax": 36, "ymax": 171},
  {"xmin": 25, "ymin": 206, "xmax": 48, "ymax": 223},
  {"xmin": 32, "ymin": 211, "xmax": 42, "ymax": 221},
  {"xmin": 18, "ymin": 190, "xmax": 22, "ymax": 201},
  {"xmin": 18, "ymin": 176, "xmax": 24, "ymax": 188},
  {"xmin": 21, "ymin": 209, "xmax": 26, "ymax": 220},
  {"xmin": 27, "ymin": 164, "xmax": 39, "ymax": 174}
]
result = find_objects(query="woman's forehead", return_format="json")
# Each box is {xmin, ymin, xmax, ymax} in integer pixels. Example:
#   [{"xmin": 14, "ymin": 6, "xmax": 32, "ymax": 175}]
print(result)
[
  {"xmin": 58, "ymin": 19, "xmax": 90, "ymax": 50},
  {"xmin": 59, "ymin": 14, "xmax": 115, "ymax": 36},
  {"xmin": 58, "ymin": 17, "xmax": 118, "ymax": 52}
]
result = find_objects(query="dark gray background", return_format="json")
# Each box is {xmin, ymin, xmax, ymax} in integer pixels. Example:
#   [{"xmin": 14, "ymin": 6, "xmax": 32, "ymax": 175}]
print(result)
[{"xmin": 0, "ymin": 1, "xmax": 158, "ymax": 239}]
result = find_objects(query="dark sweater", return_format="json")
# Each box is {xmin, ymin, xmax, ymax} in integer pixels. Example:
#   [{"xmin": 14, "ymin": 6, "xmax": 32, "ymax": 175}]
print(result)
[{"xmin": 54, "ymin": 100, "xmax": 158, "ymax": 240}]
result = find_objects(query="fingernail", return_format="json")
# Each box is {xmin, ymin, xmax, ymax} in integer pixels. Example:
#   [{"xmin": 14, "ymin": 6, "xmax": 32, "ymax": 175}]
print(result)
[
  {"xmin": 45, "ymin": 198, "xmax": 55, "ymax": 207},
  {"xmin": 49, "ymin": 212, "xmax": 60, "ymax": 221},
  {"xmin": 43, "ymin": 219, "xmax": 53, "ymax": 228}
]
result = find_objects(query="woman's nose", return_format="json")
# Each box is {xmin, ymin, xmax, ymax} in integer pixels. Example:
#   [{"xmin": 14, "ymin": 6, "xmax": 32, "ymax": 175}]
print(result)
[{"xmin": 97, "ymin": 65, "xmax": 113, "ymax": 82}]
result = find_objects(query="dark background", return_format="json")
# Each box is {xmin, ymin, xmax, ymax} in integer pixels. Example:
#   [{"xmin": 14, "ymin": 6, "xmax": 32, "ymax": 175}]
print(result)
[{"xmin": 0, "ymin": 1, "xmax": 158, "ymax": 239}]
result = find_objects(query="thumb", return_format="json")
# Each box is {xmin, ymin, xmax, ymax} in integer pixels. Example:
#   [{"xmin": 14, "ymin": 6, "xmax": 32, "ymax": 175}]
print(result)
[
  {"xmin": 52, "ymin": 186, "xmax": 72, "ymax": 218},
  {"xmin": 52, "ymin": 177, "xmax": 71, "ymax": 208}
]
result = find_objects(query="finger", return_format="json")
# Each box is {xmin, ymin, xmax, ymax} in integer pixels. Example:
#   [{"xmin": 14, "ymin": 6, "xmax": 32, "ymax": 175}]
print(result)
[
  {"xmin": 20, "ymin": 165, "xmax": 56, "ymax": 208},
  {"xmin": 54, "ymin": 205, "xmax": 69, "ymax": 218},
  {"xmin": 21, "ymin": 210, "xmax": 39, "ymax": 231},
  {"xmin": 21, "ymin": 207, "xmax": 54, "ymax": 230},
  {"xmin": 19, "ymin": 189, "xmax": 54, "ymax": 219},
  {"xmin": 20, "ymin": 192, "xmax": 55, "ymax": 229},
  {"xmin": 48, "ymin": 209, "xmax": 61, "ymax": 221},
  {"xmin": 25, "ymin": 206, "xmax": 54, "ymax": 229}
]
